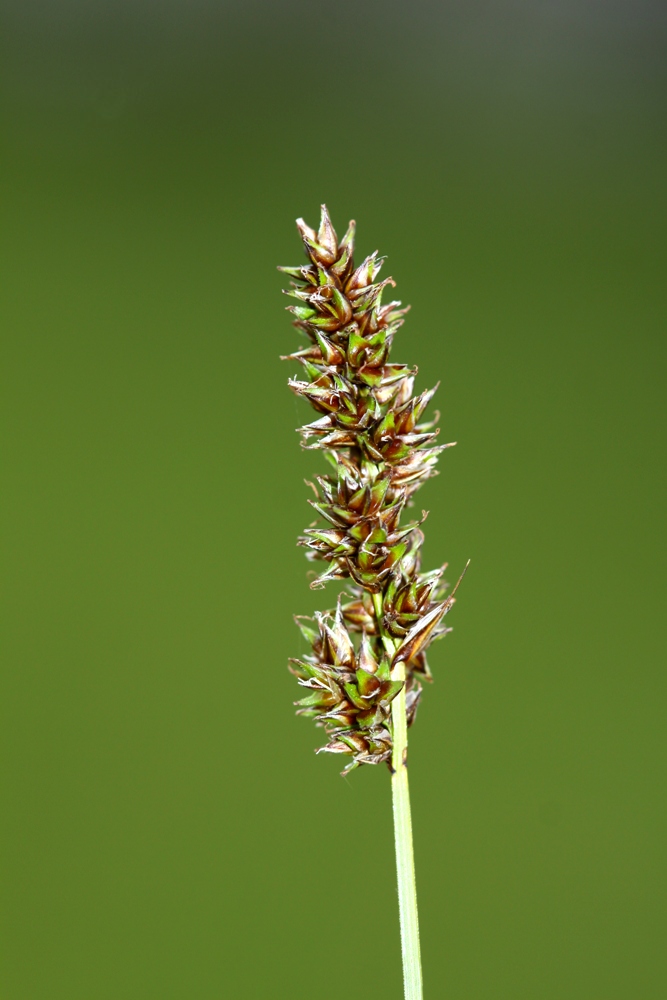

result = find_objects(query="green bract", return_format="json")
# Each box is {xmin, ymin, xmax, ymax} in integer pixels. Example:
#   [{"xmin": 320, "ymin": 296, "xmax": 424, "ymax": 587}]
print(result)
[{"xmin": 281, "ymin": 206, "xmax": 462, "ymax": 775}]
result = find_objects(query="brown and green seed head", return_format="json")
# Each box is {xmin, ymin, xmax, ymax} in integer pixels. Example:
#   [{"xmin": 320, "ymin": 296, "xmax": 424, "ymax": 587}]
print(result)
[{"xmin": 280, "ymin": 205, "xmax": 463, "ymax": 774}]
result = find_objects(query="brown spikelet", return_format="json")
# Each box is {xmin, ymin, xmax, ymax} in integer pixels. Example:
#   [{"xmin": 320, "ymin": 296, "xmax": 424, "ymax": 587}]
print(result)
[{"xmin": 280, "ymin": 206, "xmax": 463, "ymax": 774}]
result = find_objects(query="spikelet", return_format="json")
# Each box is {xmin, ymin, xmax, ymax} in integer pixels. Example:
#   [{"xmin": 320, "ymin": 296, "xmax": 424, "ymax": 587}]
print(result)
[{"xmin": 280, "ymin": 206, "xmax": 463, "ymax": 774}]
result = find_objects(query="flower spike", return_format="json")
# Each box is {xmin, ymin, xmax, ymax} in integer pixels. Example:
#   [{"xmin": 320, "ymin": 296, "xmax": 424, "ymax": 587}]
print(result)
[{"xmin": 280, "ymin": 206, "xmax": 464, "ymax": 772}]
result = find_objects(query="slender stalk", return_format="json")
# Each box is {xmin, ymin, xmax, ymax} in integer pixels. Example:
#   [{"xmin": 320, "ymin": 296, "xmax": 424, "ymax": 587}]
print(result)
[
  {"xmin": 372, "ymin": 591, "xmax": 423, "ymax": 999},
  {"xmin": 391, "ymin": 660, "xmax": 423, "ymax": 1000}
]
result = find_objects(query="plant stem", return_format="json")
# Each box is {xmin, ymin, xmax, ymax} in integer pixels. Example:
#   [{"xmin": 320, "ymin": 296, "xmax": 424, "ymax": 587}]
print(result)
[
  {"xmin": 391, "ymin": 662, "xmax": 423, "ymax": 1000},
  {"xmin": 372, "ymin": 592, "xmax": 423, "ymax": 999}
]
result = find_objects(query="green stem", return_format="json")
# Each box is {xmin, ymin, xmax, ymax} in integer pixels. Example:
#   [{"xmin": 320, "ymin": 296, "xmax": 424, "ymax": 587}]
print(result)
[
  {"xmin": 391, "ymin": 662, "xmax": 423, "ymax": 1000},
  {"xmin": 373, "ymin": 593, "xmax": 423, "ymax": 1000}
]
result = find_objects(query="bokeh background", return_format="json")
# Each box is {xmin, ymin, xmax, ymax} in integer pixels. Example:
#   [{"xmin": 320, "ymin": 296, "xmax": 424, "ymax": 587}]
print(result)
[{"xmin": 3, "ymin": 2, "xmax": 666, "ymax": 997}]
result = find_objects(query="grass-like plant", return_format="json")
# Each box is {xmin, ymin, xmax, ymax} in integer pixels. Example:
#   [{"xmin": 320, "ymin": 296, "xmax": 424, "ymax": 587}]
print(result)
[{"xmin": 279, "ymin": 206, "xmax": 466, "ymax": 999}]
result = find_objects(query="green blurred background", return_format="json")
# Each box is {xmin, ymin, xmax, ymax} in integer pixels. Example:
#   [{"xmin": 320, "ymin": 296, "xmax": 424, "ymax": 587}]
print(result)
[{"xmin": 2, "ymin": 2, "xmax": 666, "ymax": 997}]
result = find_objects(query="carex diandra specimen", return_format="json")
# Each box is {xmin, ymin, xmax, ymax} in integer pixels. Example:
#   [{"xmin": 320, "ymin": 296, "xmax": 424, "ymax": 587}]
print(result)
[{"xmin": 279, "ymin": 205, "xmax": 466, "ymax": 999}]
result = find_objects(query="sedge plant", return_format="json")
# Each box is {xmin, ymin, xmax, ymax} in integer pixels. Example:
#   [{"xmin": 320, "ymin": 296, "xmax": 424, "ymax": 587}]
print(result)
[{"xmin": 279, "ymin": 206, "xmax": 466, "ymax": 1000}]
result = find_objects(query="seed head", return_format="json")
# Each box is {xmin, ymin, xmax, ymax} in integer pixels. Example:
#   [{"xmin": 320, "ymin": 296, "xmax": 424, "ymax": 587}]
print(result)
[{"xmin": 280, "ymin": 206, "xmax": 463, "ymax": 774}]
